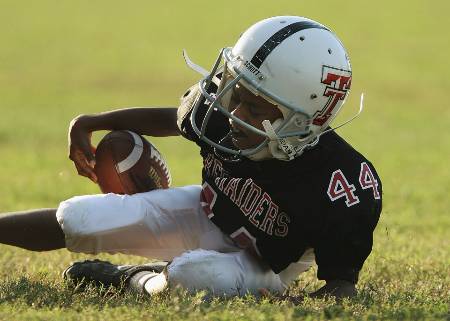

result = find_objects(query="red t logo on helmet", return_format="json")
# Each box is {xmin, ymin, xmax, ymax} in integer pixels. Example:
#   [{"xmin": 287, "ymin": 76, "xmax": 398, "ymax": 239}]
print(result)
[{"xmin": 313, "ymin": 66, "xmax": 352, "ymax": 126}]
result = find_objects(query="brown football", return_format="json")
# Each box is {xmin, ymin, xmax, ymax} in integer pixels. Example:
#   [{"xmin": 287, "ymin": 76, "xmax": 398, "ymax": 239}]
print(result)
[{"xmin": 94, "ymin": 130, "xmax": 171, "ymax": 194}]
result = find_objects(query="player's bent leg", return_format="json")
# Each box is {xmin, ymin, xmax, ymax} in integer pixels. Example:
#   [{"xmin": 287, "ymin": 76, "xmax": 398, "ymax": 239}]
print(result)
[
  {"xmin": 56, "ymin": 186, "xmax": 238, "ymax": 260},
  {"xmin": 63, "ymin": 249, "xmax": 313, "ymax": 298},
  {"xmin": 165, "ymin": 249, "xmax": 285, "ymax": 298}
]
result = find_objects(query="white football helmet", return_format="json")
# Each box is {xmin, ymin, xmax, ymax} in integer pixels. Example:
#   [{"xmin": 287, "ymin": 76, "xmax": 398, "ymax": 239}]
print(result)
[{"xmin": 186, "ymin": 16, "xmax": 353, "ymax": 161}]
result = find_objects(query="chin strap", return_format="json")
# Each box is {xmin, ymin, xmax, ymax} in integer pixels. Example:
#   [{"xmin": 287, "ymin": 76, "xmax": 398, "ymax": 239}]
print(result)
[{"xmin": 262, "ymin": 120, "xmax": 296, "ymax": 161}]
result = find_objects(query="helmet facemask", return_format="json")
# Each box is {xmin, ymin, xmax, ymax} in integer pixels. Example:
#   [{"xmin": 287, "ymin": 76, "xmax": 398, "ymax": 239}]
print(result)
[{"xmin": 188, "ymin": 48, "xmax": 314, "ymax": 161}]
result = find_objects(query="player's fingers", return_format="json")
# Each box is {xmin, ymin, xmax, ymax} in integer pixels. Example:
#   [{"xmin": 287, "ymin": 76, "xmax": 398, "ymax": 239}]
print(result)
[
  {"xmin": 74, "ymin": 161, "xmax": 97, "ymax": 183},
  {"xmin": 68, "ymin": 129, "xmax": 96, "ymax": 167},
  {"xmin": 71, "ymin": 149, "xmax": 98, "ymax": 183},
  {"xmin": 78, "ymin": 164, "xmax": 98, "ymax": 183},
  {"xmin": 84, "ymin": 134, "xmax": 96, "ymax": 167},
  {"xmin": 78, "ymin": 141, "xmax": 96, "ymax": 167},
  {"xmin": 69, "ymin": 147, "xmax": 96, "ymax": 170},
  {"xmin": 73, "ymin": 161, "xmax": 89, "ymax": 178},
  {"xmin": 258, "ymin": 288, "xmax": 277, "ymax": 301},
  {"xmin": 258, "ymin": 288, "xmax": 271, "ymax": 297}
]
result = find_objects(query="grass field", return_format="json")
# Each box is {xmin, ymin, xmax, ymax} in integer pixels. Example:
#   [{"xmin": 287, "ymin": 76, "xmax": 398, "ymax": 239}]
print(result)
[{"xmin": 0, "ymin": 0, "xmax": 449, "ymax": 320}]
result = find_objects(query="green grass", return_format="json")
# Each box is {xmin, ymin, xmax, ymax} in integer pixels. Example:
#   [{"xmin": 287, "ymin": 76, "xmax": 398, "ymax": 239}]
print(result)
[{"xmin": 0, "ymin": 0, "xmax": 449, "ymax": 320}]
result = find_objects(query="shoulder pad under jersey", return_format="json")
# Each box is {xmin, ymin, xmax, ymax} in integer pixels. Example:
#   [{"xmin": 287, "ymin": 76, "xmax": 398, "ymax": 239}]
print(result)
[{"xmin": 177, "ymin": 83, "xmax": 201, "ymax": 135}]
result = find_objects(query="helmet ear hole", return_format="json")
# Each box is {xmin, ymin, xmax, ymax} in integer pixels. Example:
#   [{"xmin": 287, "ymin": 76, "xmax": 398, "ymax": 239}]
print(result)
[
  {"xmin": 292, "ymin": 115, "xmax": 310, "ymax": 133},
  {"xmin": 294, "ymin": 117, "xmax": 306, "ymax": 128}
]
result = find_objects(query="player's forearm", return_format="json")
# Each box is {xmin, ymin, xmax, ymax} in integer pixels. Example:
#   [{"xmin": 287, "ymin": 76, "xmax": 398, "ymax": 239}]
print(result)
[{"xmin": 74, "ymin": 107, "xmax": 180, "ymax": 137}]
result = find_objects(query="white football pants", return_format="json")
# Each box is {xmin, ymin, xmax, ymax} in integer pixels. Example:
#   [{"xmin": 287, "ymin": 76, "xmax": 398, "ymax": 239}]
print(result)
[{"xmin": 56, "ymin": 185, "xmax": 314, "ymax": 297}]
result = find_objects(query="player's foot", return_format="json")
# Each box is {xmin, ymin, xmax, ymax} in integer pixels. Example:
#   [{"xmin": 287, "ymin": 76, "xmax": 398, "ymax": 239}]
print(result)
[{"xmin": 63, "ymin": 259, "xmax": 168, "ymax": 289}]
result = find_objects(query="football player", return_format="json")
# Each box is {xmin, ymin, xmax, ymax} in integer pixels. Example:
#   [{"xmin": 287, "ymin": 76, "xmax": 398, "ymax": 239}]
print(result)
[{"xmin": 0, "ymin": 16, "xmax": 382, "ymax": 300}]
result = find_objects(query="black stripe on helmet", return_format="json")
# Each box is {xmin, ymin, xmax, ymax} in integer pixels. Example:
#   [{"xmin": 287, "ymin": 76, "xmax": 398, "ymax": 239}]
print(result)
[{"xmin": 250, "ymin": 21, "xmax": 329, "ymax": 68}]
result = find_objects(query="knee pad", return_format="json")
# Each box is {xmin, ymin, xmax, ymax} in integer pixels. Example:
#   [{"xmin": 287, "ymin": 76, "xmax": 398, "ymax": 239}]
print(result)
[
  {"xmin": 56, "ymin": 195, "xmax": 91, "ymax": 237},
  {"xmin": 168, "ymin": 250, "xmax": 245, "ymax": 297}
]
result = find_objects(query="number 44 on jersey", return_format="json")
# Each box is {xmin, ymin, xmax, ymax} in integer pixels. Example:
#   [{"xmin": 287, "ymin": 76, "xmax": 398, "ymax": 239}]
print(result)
[{"xmin": 327, "ymin": 162, "xmax": 380, "ymax": 207}]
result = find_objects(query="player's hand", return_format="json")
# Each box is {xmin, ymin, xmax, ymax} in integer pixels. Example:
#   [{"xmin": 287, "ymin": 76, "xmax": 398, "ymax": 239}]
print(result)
[
  {"xmin": 68, "ymin": 115, "xmax": 98, "ymax": 183},
  {"xmin": 310, "ymin": 280, "xmax": 357, "ymax": 300},
  {"xmin": 258, "ymin": 280, "xmax": 356, "ymax": 304}
]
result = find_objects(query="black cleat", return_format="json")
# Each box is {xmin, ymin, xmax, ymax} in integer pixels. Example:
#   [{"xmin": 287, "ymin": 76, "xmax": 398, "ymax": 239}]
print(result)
[{"xmin": 63, "ymin": 259, "xmax": 168, "ymax": 288}]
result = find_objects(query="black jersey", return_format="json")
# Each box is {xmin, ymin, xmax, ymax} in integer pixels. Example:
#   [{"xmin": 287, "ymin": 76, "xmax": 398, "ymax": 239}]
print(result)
[{"xmin": 177, "ymin": 85, "xmax": 382, "ymax": 283}]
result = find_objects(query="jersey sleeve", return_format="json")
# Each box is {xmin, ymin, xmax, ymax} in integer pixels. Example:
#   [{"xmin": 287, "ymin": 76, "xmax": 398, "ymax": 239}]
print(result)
[
  {"xmin": 314, "ymin": 204, "xmax": 381, "ymax": 283},
  {"xmin": 313, "ymin": 159, "xmax": 383, "ymax": 284}
]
